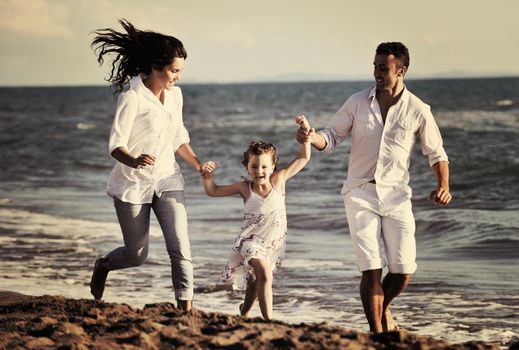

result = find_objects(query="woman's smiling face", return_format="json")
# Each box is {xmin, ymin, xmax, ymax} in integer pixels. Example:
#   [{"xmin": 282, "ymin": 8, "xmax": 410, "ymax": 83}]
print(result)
[{"xmin": 152, "ymin": 57, "xmax": 185, "ymax": 90}]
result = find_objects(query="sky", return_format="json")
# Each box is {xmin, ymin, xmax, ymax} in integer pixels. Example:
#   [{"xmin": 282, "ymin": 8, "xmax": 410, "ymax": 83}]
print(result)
[{"xmin": 1, "ymin": 0, "xmax": 518, "ymax": 86}]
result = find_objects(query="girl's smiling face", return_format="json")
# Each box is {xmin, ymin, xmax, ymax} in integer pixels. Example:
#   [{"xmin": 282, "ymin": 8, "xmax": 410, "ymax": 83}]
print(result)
[{"xmin": 246, "ymin": 153, "xmax": 275, "ymax": 186}]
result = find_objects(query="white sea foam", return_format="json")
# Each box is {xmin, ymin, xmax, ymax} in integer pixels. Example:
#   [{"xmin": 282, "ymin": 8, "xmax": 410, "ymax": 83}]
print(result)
[
  {"xmin": 496, "ymin": 99, "xmax": 514, "ymax": 106},
  {"xmin": 76, "ymin": 122, "xmax": 96, "ymax": 130},
  {"xmin": 282, "ymin": 258, "xmax": 344, "ymax": 269},
  {"xmin": 0, "ymin": 207, "xmax": 169, "ymax": 240},
  {"xmin": 0, "ymin": 207, "xmax": 118, "ymax": 239}
]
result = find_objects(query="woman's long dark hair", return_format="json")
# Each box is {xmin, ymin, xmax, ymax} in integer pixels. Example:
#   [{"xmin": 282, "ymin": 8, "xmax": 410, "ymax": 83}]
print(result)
[{"xmin": 91, "ymin": 19, "xmax": 187, "ymax": 92}]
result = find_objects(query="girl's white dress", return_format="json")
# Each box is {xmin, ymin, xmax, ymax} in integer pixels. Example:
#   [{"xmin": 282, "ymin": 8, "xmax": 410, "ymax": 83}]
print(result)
[{"xmin": 221, "ymin": 182, "xmax": 287, "ymax": 289}]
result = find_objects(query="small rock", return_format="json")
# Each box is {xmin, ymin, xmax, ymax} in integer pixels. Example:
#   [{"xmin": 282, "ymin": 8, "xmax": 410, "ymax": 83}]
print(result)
[{"xmin": 25, "ymin": 336, "xmax": 55, "ymax": 347}]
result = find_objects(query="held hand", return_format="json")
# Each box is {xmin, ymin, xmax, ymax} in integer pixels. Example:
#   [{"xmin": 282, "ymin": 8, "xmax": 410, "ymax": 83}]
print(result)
[
  {"xmin": 200, "ymin": 161, "xmax": 218, "ymax": 178},
  {"xmin": 295, "ymin": 114, "xmax": 312, "ymax": 144},
  {"xmin": 132, "ymin": 154, "xmax": 156, "ymax": 169},
  {"xmin": 295, "ymin": 114, "xmax": 310, "ymax": 131},
  {"xmin": 428, "ymin": 187, "xmax": 452, "ymax": 205},
  {"xmin": 296, "ymin": 126, "xmax": 315, "ymax": 144}
]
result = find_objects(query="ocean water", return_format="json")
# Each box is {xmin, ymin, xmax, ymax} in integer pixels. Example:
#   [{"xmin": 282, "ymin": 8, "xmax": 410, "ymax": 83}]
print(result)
[{"xmin": 0, "ymin": 78, "xmax": 518, "ymax": 347}]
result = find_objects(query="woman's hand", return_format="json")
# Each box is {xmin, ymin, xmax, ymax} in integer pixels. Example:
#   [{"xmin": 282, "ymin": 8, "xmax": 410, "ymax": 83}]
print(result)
[
  {"xmin": 110, "ymin": 147, "xmax": 155, "ymax": 169},
  {"xmin": 131, "ymin": 154, "xmax": 156, "ymax": 169},
  {"xmin": 200, "ymin": 161, "xmax": 218, "ymax": 179}
]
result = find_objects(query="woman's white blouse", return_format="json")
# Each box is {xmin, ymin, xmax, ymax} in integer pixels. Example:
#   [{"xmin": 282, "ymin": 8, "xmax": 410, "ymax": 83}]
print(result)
[{"xmin": 107, "ymin": 75, "xmax": 190, "ymax": 204}]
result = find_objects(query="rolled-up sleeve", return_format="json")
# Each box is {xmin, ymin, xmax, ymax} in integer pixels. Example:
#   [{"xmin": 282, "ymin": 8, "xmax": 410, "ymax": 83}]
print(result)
[
  {"xmin": 172, "ymin": 88, "xmax": 190, "ymax": 151},
  {"xmin": 419, "ymin": 108, "xmax": 449, "ymax": 166},
  {"xmin": 108, "ymin": 91, "xmax": 138, "ymax": 155},
  {"xmin": 320, "ymin": 98, "xmax": 354, "ymax": 153},
  {"xmin": 173, "ymin": 123, "xmax": 190, "ymax": 152}
]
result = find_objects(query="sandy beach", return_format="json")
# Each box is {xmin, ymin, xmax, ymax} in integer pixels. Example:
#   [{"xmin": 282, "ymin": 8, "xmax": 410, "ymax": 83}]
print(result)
[{"xmin": 0, "ymin": 291, "xmax": 507, "ymax": 350}]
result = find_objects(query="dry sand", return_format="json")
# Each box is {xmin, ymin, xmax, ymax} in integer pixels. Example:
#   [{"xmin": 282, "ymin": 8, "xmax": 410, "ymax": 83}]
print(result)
[{"xmin": 0, "ymin": 291, "xmax": 504, "ymax": 349}]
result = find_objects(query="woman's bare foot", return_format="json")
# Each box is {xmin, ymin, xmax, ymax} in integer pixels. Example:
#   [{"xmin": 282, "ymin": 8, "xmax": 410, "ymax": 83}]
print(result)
[
  {"xmin": 177, "ymin": 300, "xmax": 192, "ymax": 312},
  {"xmin": 382, "ymin": 309, "xmax": 399, "ymax": 332},
  {"xmin": 90, "ymin": 258, "xmax": 109, "ymax": 300},
  {"xmin": 239, "ymin": 303, "xmax": 249, "ymax": 318}
]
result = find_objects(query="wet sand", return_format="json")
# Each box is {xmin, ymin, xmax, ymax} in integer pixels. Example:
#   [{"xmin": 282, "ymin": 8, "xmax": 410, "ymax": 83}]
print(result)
[{"xmin": 0, "ymin": 291, "xmax": 504, "ymax": 349}]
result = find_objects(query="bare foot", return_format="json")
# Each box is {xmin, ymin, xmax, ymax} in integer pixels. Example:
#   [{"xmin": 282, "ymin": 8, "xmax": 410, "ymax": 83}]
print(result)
[
  {"xmin": 177, "ymin": 300, "xmax": 192, "ymax": 312},
  {"xmin": 382, "ymin": 309, "xmax": 399, "ymax": 332},
  {"xmin": 239, "ymin": 303, "xmax": 249, "ymax": 318},
  {"xmin": 90, "ymin": 258, "xmax": 109, "ymax": 300}
]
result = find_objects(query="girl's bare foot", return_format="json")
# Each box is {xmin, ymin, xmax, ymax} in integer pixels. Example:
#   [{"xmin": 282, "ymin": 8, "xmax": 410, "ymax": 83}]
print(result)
[{"xmin": 240, "ymin": 280, "xmax": 257, "ymax": 318}]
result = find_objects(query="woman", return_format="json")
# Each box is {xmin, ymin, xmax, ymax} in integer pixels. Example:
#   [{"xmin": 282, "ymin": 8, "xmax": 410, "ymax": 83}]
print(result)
[{"xmin": 89, "ymin": 19, "xmax": 203, "ymax": 311}]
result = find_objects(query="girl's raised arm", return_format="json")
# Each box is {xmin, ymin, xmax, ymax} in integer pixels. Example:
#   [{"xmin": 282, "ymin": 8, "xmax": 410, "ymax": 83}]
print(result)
[
  {"xmin": 274, "ymin": 115, "xmax": 312, "ymax": 185},
  {"xmin": 202, "ymin": 161, "xmax": 248, "ymax": 199}
]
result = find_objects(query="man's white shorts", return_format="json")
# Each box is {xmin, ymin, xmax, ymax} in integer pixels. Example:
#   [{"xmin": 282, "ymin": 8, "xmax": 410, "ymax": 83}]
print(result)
[{"xmin": 343, "ymin": 182, "xmax": 417, "ymax": 274}]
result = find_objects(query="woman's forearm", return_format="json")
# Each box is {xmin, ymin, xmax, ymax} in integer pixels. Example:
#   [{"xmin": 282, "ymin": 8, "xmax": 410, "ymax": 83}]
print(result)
[{"xmin": 176, "ymin": 143, "xmax": 202, "ymax": 172}]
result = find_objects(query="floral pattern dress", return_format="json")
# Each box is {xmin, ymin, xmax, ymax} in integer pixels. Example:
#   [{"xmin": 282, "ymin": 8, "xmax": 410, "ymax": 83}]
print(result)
[{"xmin": 221, "ymin": 182, "xmax": 287, "ymax": 289}]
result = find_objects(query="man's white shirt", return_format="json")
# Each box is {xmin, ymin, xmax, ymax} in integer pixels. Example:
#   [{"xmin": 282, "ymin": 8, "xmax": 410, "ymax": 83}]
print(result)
[{"xmin": 320, "ymin": 85, "xmax": 448, "ymax": 199}]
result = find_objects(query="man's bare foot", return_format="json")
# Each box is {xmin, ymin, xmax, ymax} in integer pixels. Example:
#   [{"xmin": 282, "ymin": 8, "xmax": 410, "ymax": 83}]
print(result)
[
  {"xmin": 382, "ymin": 309, "xmax": 399, "ymax": 332},
  {"xmin": 90, "ymin": 258, "xmax": 109, "ymax": 300}
]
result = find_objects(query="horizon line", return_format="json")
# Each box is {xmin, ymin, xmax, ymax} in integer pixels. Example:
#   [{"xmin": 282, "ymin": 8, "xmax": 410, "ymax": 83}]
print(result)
[{"xmin": 1, "ymin": 74, "xmax": 518, "ymax": 89}]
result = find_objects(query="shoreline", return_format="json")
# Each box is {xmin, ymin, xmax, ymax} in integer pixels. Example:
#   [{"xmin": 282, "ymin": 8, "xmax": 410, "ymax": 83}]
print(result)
[{"xmin": 0, "ymin": 291, "xmax": 505, "ymax": 350}]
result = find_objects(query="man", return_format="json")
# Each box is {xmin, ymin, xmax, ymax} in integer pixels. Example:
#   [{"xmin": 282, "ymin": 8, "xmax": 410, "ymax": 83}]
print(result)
[{"xmin": 297, "ymin": 42, "xmax": 451, "ymax": 333}]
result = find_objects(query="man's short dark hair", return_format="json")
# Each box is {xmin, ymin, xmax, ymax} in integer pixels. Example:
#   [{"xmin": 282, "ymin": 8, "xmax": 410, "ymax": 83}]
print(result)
[{"xmin": 376, "ymin": 42, "xmax": 410, "ymax": 69}]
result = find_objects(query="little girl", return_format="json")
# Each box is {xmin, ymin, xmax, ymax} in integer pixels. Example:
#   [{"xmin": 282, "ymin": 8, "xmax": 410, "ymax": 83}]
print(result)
[{"xmin": 201, "ymin": 116, "xmax": 311, "ymax": 320}]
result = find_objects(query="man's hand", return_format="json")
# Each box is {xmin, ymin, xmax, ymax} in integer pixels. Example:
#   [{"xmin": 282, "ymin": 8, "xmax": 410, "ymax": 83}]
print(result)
[
  {"xmin": 296, "ymin": 126, "xmax": 315, "ymax": 144},
  {"xmin": 428, "ymin": 187, "xmax": 452, "ymax": 205}
]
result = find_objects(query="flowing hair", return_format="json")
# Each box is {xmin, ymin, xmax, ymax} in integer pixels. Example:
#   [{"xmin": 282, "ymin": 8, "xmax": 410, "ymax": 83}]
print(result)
[{"xmin": 91, "ymin": 19, "xmax": 187, "ymax": 92}]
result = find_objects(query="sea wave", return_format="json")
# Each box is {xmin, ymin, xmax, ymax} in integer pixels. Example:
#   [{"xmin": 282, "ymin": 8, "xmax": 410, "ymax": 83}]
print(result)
[
  {"xmin": 416, "ymin": 209, "xmax": 519, "ymax": 259},
  {"xmin": 435, "ymin": 109, "xmax": 519, "ymax": 131}
]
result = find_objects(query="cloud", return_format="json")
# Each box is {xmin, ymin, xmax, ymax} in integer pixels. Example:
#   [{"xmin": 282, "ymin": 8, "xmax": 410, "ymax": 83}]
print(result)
[{"xmin": 0, "ymin": 0, "xmax": 73, "ymax": 38}]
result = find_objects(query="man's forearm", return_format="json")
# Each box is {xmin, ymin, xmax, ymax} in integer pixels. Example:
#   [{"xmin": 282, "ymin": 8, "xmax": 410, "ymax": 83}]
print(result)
[
  {"xmin": 432, "ymin": 160, "xmax": 449, "ymax": 189},
  {"xmin": 312, "ymin": 132, "xmax": 328, "ymax": 151}
]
